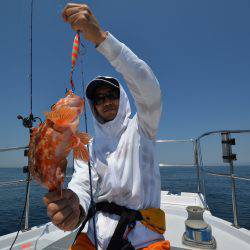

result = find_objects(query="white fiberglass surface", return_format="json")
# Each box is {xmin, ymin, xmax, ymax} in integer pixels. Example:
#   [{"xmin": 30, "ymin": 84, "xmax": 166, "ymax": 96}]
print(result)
[{"xmin": 161, "ymin": 192, "xmax": 250, "ymax": 250}]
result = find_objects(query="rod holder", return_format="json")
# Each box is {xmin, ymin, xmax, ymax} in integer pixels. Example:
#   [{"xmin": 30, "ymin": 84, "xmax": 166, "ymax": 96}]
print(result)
[
  {"xmin": 221, "ymin": 132, "xmax": 237, "ymax": 163},
  {"xmin": 23, "ymin": 166, "xmax": 29, "ymax": 174}
]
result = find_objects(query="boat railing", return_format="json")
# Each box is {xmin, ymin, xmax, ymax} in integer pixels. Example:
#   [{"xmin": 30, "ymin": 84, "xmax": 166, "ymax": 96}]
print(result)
[
  {"xmin": 0, "ymin": 129, "xmax": 249, "ymax": 231},
  {"xmin": 157, "ymin": 129, "xmax": 250, "ymax": 228},
  {"xmin": 197, "ymin": 130, "xmax": 250, "ymax": 228}
]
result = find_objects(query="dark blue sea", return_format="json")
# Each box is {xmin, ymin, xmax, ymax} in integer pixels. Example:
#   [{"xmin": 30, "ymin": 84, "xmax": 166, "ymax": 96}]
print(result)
[{"xmin": 0, "ymin": 166, "xmax": 249, "ymax": 237}]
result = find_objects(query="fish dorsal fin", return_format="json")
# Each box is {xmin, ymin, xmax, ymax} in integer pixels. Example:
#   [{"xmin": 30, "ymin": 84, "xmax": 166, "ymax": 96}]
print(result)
[
  {"xmin": 44, "ymin": 106, "xmax": 77, "ymax": 125},
  {"xmin": 74, "ymin": 144, "xmax": 90, "ymax": 162},
  {"xmin": 77, "ymin": 132, "xmax": 90, "ymax": 145}
]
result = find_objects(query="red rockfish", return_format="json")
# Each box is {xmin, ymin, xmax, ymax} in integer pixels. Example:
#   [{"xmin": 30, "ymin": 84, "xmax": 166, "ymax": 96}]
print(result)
[{"xmin": 28, "ymin": 90, "xmax": 90, "ymax": 191}]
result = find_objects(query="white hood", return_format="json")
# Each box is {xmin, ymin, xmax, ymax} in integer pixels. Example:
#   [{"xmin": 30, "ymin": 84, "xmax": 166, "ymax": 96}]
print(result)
[{"xmin": 87, "ymin": 83, "xmax": 131, "ymax": 161}]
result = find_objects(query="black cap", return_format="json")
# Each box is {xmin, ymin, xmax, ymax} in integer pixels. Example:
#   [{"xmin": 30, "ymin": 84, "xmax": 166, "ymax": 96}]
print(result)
[{"xmin": 86, "ymin": 76, "xmax": 120, "ymax": 100}]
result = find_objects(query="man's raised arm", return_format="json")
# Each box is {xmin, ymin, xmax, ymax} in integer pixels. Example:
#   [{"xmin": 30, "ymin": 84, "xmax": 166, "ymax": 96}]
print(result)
[
  {"xmin": 62, "ymin": 3, "xmax": 162, "ymax": 139},
  {"xmin": 97, "ymin": 33, "xmax": 162, "ymax": 139}
]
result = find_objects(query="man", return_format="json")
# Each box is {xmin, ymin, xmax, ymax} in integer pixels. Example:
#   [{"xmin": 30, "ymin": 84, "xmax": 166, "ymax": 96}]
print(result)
[{"xmin": 44, "ymin": 3, "xmax": 169, "ymax": 249}]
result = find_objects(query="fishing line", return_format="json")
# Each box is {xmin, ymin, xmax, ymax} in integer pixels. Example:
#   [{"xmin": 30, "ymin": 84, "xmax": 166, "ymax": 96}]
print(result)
[
  {"xmin": 9, "ymin": 173, "xmax": 31, "ymax": 250},
  {"xmin": 72, "ymin": 32, "xmax": 98, "ymax": 249},
  {"xmin": 29, "ymin": 0, "xmax": 33, "ymax": 116}
]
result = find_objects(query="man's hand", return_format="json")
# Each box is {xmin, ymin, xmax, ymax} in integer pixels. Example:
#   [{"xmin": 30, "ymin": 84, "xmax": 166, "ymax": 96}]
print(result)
[
  {"xmin": 62, "ymin": 3, "xmax": 107, "ymax": 46},
  {"xmin": 43, "ymin": 189, "xmax": 83, "ymax": 231}
]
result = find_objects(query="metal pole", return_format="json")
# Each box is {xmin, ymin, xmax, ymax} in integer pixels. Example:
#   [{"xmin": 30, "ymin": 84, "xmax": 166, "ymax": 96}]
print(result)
[
  {"xmin": 196, "ymin": 140, "xmax": 209, "ymax": 210},
  {"xmin": 221, "ymin": 132, "xmax": 239, "ymax": 228},
  {"xmin": 229, "ymin": 160, "xmax": 239, "ymax": 228},
  {"xmin": 24, "ymin": 187, "xmax": 30, "ymax": 230},
  {"xmin": 193, "ymin": 140, "xmax": 201, "ymax": 193},
  {"xmin": 24, "ymin": 172, "xmax": 31, "ymax": 231}
]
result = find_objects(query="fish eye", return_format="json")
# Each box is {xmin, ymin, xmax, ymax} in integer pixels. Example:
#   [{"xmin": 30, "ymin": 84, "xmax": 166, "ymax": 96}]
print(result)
[{"xmin": 50, "ymin": 104, "xmax": 56, "ymax": 110}]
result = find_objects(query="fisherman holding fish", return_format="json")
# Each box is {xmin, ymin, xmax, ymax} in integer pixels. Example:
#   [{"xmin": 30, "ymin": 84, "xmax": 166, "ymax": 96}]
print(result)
[{"xmin": 43, "ymin": 3, "xmax": 169, "ymax": 249}]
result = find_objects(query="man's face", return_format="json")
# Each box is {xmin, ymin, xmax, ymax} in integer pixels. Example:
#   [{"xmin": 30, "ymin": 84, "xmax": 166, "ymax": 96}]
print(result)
[{"xmin": 93, "ymin": 86, "xmax": 120, "ymax": 122}]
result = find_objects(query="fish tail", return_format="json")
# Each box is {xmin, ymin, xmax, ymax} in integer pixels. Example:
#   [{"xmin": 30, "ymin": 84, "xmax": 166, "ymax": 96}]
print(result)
[
  {"xmin": 70, "ymin": 135, "xmax": 81, "ymax": 148},
  {"xmin": 73, "ymin": 143, "xmax": 89, "ymax": 162}
]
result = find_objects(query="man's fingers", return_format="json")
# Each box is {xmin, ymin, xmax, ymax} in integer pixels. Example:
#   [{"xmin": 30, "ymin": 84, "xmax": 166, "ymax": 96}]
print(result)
[
  {"xmin": 43, "ymin": 189, "xmax": 74, "ymax": 205},
  {"xmin": 62, "ymin": 4, "xmax": 79, "ymax": 21},
  {"xmin": 62, "ymin": 4, "xmax": 90, "ymax": 22},
  {"xmin": 62, "ymin": 189, "xmax": 76, "ymax": 200},
  {"xmin": 58, "ymin": 212, "xmax": 79, "ymax": 231},
  {"xmin": 47, "ymin": 199, "xmax": 69, "ymax": 218},
  {"xmin": 63, "ymin": 6, "xmax": 81, "ymax": 21},
  {"xmin": 62, "ymin": 3, "xmax": 82, "ymax": 15},
  {"xmin": 43, "ymin": 191, "xmax": 62, "ymax": 205},
  {"xmin": 71, "ymin": 16, "xmax": 86, "ymax": 32},
  {"xmin": 52, "ymin": 205, "xmax": 73, "ymax": 226},
  {"xmin": 67, "ymin": 12, "xmax": 83, "ymax": 24},
  {"xmin": 43, "ymin": 189, "xmax": 80, "ymax": 231},
  {"xmin": 65, "ymin": 10, "xmax": 91, "ymax": 24},
  {"xmin": 65, "ymin": 3, "xmax": 88, "ymax": 9}
]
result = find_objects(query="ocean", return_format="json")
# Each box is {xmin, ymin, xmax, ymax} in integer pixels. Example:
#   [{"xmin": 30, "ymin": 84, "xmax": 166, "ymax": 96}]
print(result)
[{"xmin": 0, "ymin": 166, "xmax": 249, "ymax": 237}]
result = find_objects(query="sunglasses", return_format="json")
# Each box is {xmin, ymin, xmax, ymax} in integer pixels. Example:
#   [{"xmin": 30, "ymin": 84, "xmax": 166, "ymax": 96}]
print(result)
[{"xmin": 93, "ymin": 91, "xmax": 120, "ymax": 105}]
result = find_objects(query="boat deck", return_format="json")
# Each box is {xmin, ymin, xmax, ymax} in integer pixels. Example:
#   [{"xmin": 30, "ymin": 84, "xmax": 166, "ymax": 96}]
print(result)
[
  {"xmin": 161, "ymin": 191, "xmax": 250, "ymax": 249},
  {"xmin": 0, "ymin": 191, "xmax": 249, "ymax": 250}
]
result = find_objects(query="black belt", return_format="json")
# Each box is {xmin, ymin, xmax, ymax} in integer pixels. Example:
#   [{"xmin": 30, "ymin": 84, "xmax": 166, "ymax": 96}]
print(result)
[{"xmin": 73, "ymin": 201, "xmax": 143, "ymax": 250}]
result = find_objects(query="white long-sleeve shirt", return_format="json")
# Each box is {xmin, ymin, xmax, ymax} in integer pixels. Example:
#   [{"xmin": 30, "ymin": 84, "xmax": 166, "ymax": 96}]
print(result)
[{"xmin": 68, "ymin": 33, "xmax": 163, "ymax": 249}]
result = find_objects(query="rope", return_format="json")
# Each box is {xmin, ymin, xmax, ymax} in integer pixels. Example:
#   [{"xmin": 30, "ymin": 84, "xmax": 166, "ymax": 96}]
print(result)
[{"xmin": 78, "ymin": 33, "xmax": 98, "ymax": 249}]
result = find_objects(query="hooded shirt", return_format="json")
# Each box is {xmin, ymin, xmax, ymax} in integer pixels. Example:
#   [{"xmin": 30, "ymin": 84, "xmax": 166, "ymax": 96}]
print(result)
[{"xmin": 68, "ymin": 33, "xmax": 163, "ymax": 249}]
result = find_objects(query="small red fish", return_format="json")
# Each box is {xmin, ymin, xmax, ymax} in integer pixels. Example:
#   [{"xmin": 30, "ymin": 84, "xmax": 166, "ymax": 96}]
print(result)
[{"xmin": 28, "ymin": 90, "xmax": 90, "ymax": 191}]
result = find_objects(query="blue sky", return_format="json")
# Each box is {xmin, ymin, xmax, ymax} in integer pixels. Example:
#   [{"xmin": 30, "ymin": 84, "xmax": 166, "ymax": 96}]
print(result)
[{"xmin": 0, "ymin": 0, "xmax": 250, "ymax": 167}]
